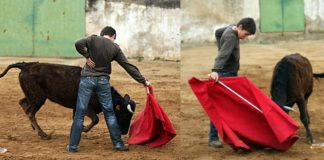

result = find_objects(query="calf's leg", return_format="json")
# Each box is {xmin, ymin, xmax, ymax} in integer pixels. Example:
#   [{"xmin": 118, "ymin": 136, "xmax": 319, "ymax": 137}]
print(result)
[
  {"xmin": 19, "ymin": 97, "xmax": 49, "ymax": 139},
  {"xmin": 83, "ymin": 108, "xmax": 99, "ymax": 132},
  {"xmin": 71, "ymin": 107, "xmax": 99, "ymax": 133},
  {"xmin": 19, "ymin": 77, "xmax": 50, "ymax": 140},
  {"xmin": 297, "ymin": 98, "xmax": 314, "ymax": 144}
]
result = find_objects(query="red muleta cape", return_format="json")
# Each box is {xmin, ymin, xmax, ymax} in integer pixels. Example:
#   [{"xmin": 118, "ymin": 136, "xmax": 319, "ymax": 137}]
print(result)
[
  {"xmin": 128, "ymin": 86, "xmax": 176, "ymax": 147},
  {"xmin": 188, "ymin": 76, "xmax": 299, "ymax": 151}
]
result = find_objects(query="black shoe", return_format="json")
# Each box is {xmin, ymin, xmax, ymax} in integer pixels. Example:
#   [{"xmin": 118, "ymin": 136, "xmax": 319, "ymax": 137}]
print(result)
[{"xmin": 115, "ymin": 145, "xmax": 129, "ymax": 151}]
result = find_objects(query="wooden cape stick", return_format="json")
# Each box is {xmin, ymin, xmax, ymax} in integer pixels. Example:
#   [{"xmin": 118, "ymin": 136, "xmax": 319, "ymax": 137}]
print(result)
[{"xmin": 217, "ymin": 80, "xmax": 263, "ymax": 114}]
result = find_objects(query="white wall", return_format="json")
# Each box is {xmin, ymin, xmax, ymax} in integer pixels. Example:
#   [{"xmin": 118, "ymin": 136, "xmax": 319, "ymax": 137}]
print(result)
[
  {"xmin": 86, "ymin": 1, "xmax": 180, "ymax": 60},
  {"xmin": 304, "ymin": 0, "xmax": 324, "ymax": 32},
  {"xmin": 181, "ymin": 0, "xmax": 324, "ymax": 44},
  {"xmin": 181, "ymin": 0, "xmax": 259, "ymax": 44}
]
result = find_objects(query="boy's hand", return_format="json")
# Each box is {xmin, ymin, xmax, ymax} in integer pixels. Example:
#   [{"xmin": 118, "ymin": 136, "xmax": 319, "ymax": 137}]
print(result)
[
  {"xmin": 144, "ymin": 80, "xmax": 151, "ymax": 87},
  {"xmin": 209, "ymin": 72, "xmax": 219, "ymax": 82},
  {"xmin": 86, "ymin": 58, "xmax": 95, "ymax": 68}
]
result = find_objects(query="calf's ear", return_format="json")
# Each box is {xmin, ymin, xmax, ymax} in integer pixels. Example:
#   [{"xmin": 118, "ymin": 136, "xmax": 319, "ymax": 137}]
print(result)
[
  {"xmin": 124, "ymin": 94, "xmax": 130, "ymax": 101},
  {"xmin": 115, "ymin": 105, "xmax": 121, "ymax": 111}
]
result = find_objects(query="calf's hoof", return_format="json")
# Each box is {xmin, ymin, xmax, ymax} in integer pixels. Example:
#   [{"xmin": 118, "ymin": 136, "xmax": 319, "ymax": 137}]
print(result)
[
  {"xmin": 307, "ymin": 135, "xmax": 315, "ymax": 144},
  {"xmin": 308, "ymin": 138, "xmax": 315, "ymax": 144},
  {"xmin": 38, "ymin": 133, "xmax": 51, "ymax": 140},
  {"xmin": 82, "ymin": 127, "xmax": 91, "ymax": 133}
]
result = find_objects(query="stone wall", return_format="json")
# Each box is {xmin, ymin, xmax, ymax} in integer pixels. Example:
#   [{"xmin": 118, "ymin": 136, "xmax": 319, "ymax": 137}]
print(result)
[
  {"xmin": 181, "ymin": 0, "xmax": 258, "ymax": 44},
  {"xmin": 181, "ymin": 0, "xmax": 324, "ymax": 44},
  {"xmin": 305, "ymin": 0, "xmax": 324, "ymax": 33},
  {"xmin": 86, "ymin": 0, "xmax": 180, "ymax": 60}
]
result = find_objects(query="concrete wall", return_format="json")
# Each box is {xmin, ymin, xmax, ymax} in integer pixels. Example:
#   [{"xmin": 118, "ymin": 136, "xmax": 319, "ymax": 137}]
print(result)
[
  {"xmin": 181, "ymin": 0, "xmax": 259, "ymax": 44},
  {"xmin": 86, "ymin": 0, "xmax": 180, "ymax": 60},
  {"xmin": 305, "ymin": 0, "xmax": 324, "ymax": 32},
  {"xmin": 181, "ymin": 0, "xmax": 324, "ymax": 44}
]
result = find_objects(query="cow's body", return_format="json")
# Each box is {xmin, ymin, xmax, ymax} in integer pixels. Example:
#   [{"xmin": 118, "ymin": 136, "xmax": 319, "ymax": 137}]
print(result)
[
  {"xmin": 271, "ymin": 53, "xmax": 323, "ymax": 144},
  {"xmin": 0, "ymin": 62, "xmax": 136, "ymax": 139}
]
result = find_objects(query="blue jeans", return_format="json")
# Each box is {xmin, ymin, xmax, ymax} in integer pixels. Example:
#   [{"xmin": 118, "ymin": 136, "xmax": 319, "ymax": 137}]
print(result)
[
  {"xmin": 68, "ymin": 76, "xmax": 124, "ymax": 151},
  {"xmin": 209, "ymin": 71, "xmax": 237, "ymax": 142}
]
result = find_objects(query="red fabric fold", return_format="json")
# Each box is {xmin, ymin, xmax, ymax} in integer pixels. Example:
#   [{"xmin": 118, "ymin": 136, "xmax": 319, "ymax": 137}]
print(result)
[
  {"xmin": 128, "ymin": 86, "xmax": 176, "ymax": 147},
  {"xmin": 188, "ymin": 76, "xmax": 299, "ymax": 151}
]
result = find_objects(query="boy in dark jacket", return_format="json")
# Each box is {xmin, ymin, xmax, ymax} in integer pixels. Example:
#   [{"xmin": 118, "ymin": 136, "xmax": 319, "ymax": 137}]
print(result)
[
  {"xmin": 208, "ymin": 18, "xmax": 256, "ymax": 148},
  {"xmin": 67, "ymin": 26, "xmax": 149, "ymax": 152}
]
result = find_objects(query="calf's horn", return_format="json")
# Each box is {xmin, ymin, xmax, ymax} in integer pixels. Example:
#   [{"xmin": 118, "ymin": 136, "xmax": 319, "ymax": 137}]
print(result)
[
  {"xmin": 283, "ymin": 106, "xmax": 295, "ymax": 112},
  {"xmin": 127, "ymin": 104, "xmax": 134, "ymax": 114}
]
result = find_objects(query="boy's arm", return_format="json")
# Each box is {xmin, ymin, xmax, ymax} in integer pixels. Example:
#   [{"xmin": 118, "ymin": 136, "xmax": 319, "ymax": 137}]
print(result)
[
  {"xmin": 212, "ymin": 34, "xmax": 236, "ymax": 72},
  {"xmin": 215, "ymin": 27, "xmax": 227, "ymax": 50},
  {"xmin": 114, "ymin": 48, "xmax": 146, "ymax": 85},
  {"xmin": 75, "ymin": 36, "xmax": 92, "ymax": 58}
]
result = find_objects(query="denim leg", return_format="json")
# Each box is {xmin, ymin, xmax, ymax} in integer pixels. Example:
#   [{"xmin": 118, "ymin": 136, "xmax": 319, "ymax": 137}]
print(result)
[
  {"xmin": 96, "ymin": 76, "xmax": 124, "ymax": 148},
  {"xmin": 219, "ymin": 71, "xmax": 238, "ymax": 77},
  {"xmin": 209, "ymin": 122, "xmax": 219, "ymax": 142},
  {"xmin": 69, "ymin": 77, "xmax": 94, "ymax": 151},
  {"xmin": 209, "ymin": 71, "xmax": 238, "ymax": 142}
]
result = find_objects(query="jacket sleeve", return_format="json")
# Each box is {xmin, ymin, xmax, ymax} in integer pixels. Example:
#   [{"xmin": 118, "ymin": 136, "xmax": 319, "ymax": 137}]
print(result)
[
  {"xmin": 212, "ymin": 34, "xmax": 236, "ymax": 72},
  {"xmin": 215, "ymin": 27, "xmax": 227, "ymax": 50},
  {"xmin": 75, "ymin": 36, "xmax": 92, "ymax": 58},
  {"xmin": 114, "ymin": 48, "xmax": 146, "ymax": 84}
]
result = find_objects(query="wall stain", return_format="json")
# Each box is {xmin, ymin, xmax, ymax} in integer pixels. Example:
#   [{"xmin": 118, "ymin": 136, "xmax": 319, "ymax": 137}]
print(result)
[{"xmin": 88, "ymin": 0, "xmax": 180, "ymax": 9}]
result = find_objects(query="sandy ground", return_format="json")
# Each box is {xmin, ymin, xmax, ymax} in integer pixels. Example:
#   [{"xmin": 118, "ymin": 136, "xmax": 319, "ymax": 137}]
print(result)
[
  {"xmin": 0, "ymin": 58, "xmax": 180, "ymax": 160},
  {"xmin": 180, "ymin": 40, "xmax": 324, "ymax": 160},
  {"xmin": 0, "ymin": 40, "xmax": 324, "ymax": 160}
]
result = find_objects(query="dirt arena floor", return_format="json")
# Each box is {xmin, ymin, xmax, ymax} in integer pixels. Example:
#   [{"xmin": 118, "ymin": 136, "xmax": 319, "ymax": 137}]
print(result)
[
  {"xmin": 0, "ymin": 58, "xmax": 180, "ymax": 159},
  {"xmin": 181, "ymin": 40, "xmax": 324, "ymax": 160},
  {"xmin": 1, "ymin": 40, "xmax": 324, "ymax": 160}
]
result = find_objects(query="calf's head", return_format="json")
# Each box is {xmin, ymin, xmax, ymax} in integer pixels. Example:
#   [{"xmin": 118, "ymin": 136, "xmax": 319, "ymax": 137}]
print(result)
[
  {"xmin": 270, "ymin": 55, "xmax": 298, "ymax": 113},
  {"xmin": 112, "ymin": 88, "xmax": 136, "ymax": 135},
  {"xmin": 271, "ymin": 87, "xmax": 291, "ymax": 113}
]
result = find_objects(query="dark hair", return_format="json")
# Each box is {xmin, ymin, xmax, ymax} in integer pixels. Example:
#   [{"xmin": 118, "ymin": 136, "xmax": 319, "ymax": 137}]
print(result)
[
  {"xmin": 237, "ymin": 17, "xmax": 256, "ymax": 35},
  {"xmin": 100, "ymin": 26, "xmax": 116, "ymax": 38}
]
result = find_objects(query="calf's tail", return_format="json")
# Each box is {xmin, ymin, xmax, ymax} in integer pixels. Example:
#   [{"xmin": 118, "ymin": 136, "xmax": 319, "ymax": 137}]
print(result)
[
  {"xmin": 0, "ymin": 62, "xmax": 38, "ymax": 78},
  {"xmin": 313, "ymin": 73, "xmax": 324, "ymax": 79}
]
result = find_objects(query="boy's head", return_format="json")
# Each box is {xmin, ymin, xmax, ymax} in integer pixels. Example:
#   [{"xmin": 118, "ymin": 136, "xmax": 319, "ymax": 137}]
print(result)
[
  {"xmin": 100, "ymin": 26, "xmax": 116, "ymax": 41},
  {"xmin": 236, "ymin": 17, "xmax": 256, "ymax": 39}
]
